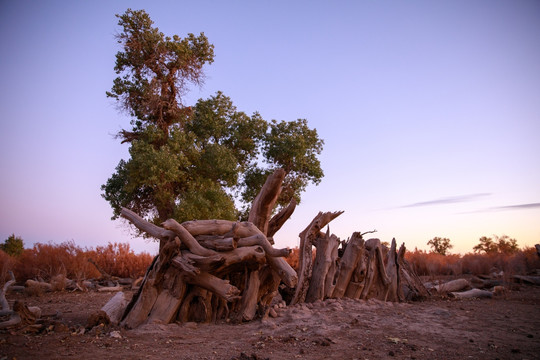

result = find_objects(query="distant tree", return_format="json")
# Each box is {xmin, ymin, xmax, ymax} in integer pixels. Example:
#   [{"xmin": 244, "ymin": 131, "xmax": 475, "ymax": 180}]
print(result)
[
  {"xmin": 473, "ymin": 235, "xmax": 518, "ymax": 254},
  {"xmin": 0, "ymin": 234, "xmax": 24, "ymax": 257},
  {"xmin": 494, "ymin": 235, "xmax": 519, "ymax": 254},
  {"xmin": 473, "ymin": 236, "xmax": 497, "ymax": 254},
  {"xmin": 101, "ymin": 9, "xmax": 324, "ymax": 246},
  {"xmin": 427, "ymin": 237, "xmax": 453, "ymax": 256}
]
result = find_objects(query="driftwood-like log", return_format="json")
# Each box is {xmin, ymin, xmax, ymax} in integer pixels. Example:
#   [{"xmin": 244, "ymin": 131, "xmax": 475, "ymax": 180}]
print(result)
[
  {"xmin": 101, "ymin": 292, "xmax": 130, "ymax": 325},
  {"xmin": 97, "ymin": 283, "xmax": 123, "ymax": 292},
  {"xmin": 25, "ymin": 279, "xmax": 52, "ymax": 293},
  {"xmin": 449, "ymin": 288, "xmax": 493, "ymax": 299},
  {"xmin": 512, "ymin": 275, "xmax": 540, "ymax": 285},
  {"xmin": 1, "ymin": 271, "xmax": 15, "ymax": 312},
  {"xmin": 0, "ymin": 301, "xmax": 40, "ymax": 329},
  {"xmin": 162, "ymin": 219, "xmax": 217, "ymax": 257},
  {"xmin": 195, "ymin": 236, "xmax": 237, "ymax": 251},
  {"xmin": 434, "ymin": 278, "xmax": 470, "ymax": 293}
]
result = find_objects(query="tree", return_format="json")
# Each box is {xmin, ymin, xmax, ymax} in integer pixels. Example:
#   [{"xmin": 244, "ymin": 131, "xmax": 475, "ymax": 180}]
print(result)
[
  {"xmin": 0, "ymin": 234, "xmax": 24, "ymax": 257},
  {"xmin": 101, "ymin": 10, "xmax": 324, "ymax": 246},
  {"xmin": 494, "ymin": 235, "xmax": 519, "ymax": 254},
  {"xmin": 473, "ymin": 236, "xmax": 497, "ymax": 254},
  {"xmin": 427, "ymin": 237, "xmax": 453, "ymax": 256},
  {"xmin": 473, "ymin": 235, "xmax": 518, "ymax": 254}
]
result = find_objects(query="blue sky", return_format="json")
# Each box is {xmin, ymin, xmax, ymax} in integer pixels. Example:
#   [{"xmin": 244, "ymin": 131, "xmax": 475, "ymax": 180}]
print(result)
[{"xmin": 1, "ymin": 1, "xmax": 539, "ymax": 255}]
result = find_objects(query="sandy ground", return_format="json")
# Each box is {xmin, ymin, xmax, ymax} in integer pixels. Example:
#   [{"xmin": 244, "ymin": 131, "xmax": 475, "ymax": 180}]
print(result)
[{"xmin": 1, "ymin": 283, "xmax": 539, "ymax": 360}]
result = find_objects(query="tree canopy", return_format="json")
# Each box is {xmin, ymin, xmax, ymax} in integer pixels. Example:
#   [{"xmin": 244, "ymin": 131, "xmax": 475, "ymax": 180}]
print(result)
[
  {"xmin": 426, "ymin": 237, "xmax": 453, "ymax": 256},
  {"xmin": 101, "ymin": 9, "xmax": 324, "ymax": 232},
  {"xmin": 1, "ymin": 234, "xmax": 24, "ymax": 257},
  {"xmin": 473, "ymin": 235, "xmax": 519, "ymax": 254}
]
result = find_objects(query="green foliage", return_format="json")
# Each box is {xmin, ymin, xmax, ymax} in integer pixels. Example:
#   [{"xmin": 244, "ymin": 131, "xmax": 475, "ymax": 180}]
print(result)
[
  {"xmin": 0, "ymin": 234, "xmax": 24, "ymax": 257},
  {"xmin": 102, "ymin": 10, "xmax": 324, "ymax": 230},
  {"xmin": 473, "ymin": 235, "xmax": 519, "ymax": 254},
  {"xmin": 427, "ymin": 237, "xmax": 453, "ymax": 256}
]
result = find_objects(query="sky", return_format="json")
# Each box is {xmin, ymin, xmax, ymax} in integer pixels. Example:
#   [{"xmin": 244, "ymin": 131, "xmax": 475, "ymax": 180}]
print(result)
[{"xmin": 1, "ymin": 1, "xmax": 539, "ymax": 255}]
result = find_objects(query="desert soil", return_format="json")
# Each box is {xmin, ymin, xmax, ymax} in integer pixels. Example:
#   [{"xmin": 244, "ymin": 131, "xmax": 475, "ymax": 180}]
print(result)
[{"xmin": 1, "ymin": 282, "xmax": 539, "ymax": 360}]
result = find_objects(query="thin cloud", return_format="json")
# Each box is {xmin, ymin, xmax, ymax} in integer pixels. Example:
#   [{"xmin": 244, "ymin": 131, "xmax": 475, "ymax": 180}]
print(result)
[
  {"xmin": 458, "ymin": 202, "xmax": 540, "ymax": 214},
  {"xmin": 401, "ymin": 193, "xmax": 491, "ymax": 208},
  {"xmin": 489, "ymin": 203, "xmax": 540, "ymax": 211}
]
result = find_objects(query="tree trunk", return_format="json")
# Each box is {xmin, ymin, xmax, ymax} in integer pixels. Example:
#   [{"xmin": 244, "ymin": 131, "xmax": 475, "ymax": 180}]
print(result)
[
  {"xmin": 248, "ymin": 168, "xmax": 286, "ymax": 236},
  {"xmin": 333, "ymin": 233, "xmax": 364, "ymax": 298},
  {"xmin": 119, "ymin": 169, "xmax": 297, "ymax": 327},
  {"xmin": 291, "ymin": 211, "xmax": 343, "ymax": 305},
  {"xmin": 305, "ymin": 230, "xmax": 339, "ymax": 303}
]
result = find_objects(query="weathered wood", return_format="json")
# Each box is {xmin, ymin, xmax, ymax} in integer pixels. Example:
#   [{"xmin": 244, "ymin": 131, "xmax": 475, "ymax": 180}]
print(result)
[
  {"xmin": 267, "ymin": 256, "xmax": 298, "ymax": 288},
  {"xmin": 333, "ymin": 233, "xmax": 364, "ymax": 298},
  {"xmin": 359, "ymin": 239, "xmax": 391, "ymax": 300},
  {"xmin": 291, "ymin": 210, "xmax": 344, "ymax": 305},
  {"xmin": 101, "ymin": 292, "xmax": 130, "ymax": 325},
  {"xmin": 323, "ymin": 234, "xmax": 340, "ymax": 299},
  {"xmin": 1, "ymin": 271, "xmax": 15, "ymax": 311},
  {"xmin": 450, "ymin": 288, "xmax": 493, "ymax": 299},
  {"xmin": 396, "ymin": 244, "xmax": 430, "ymax": 301},
  {"xmin": 25, "ymin": 279, "xmax": 52, "ymax": 293},
  {"xmin": 238, "ymin": 270, "xmax": 261, "ymax": 322},
  {"xmin": 305, "ymin": 230, "xmax": 340, "ymax": 302},
  {"xmin": 162, "ymin": 219, "xmax": 217, "ymax": 257},
  {"xmin": 248, "ymin": 168, "xmax": 286, "ymax": 235},
  {"xmin": 146, "ymin": 268, "xmax": 187, "ymax": 324},
  {"xmin": 97, "ymin": 283, "xmax": 123, "ymax": 292},
  {"xmin": 512, "ymin": 275, "xmax": 540, "ymax": 285},
  {"xmin": 434, "ymin": 278, "xmax": 470, "ymax": 293},
  {"xmin": 185, "ymin": 272, "xmax": 241, "ymax": 302},
  {"xmin": 384, "ymin": 238, "xmax": 399, "ymax": 302},
  {"xmin": 121, "ymin": 207, "xmax": 176, "ymax": 243},
  {"xmin": 177, "ymin": 287, "xmax": 212, "ymax": 323},
  {"xmin": 195, "ymin": 235, "xmax": 237, "ymax": 251},
  {"xmin": 121, "ymin": 259, "xmax": 160, "ymax": 329},
  {"xmin": 237, "ymin": 234, "xmax": 291, "ymax": 257},
  {"xmin": 267, "ymin": 198, "xmax": 297, "ymax": 238}
]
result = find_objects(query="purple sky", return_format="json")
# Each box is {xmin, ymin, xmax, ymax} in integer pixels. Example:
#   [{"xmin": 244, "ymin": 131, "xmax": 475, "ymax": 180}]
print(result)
[{"xmin": 1, "ymin": 1, "xmax": 539, "ymax": 255}]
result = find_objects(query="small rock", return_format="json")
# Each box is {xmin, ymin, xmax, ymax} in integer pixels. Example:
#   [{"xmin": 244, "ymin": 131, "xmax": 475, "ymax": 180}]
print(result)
[{"xmin": 109, "ymin": 330, "xmax": 122, "ymax": 339}]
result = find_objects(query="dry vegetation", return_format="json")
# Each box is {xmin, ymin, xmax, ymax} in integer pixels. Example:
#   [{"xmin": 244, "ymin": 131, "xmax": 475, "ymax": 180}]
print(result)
[
  {"xmin": 0, "ymin": 241, "xmax": 153, "ymax": 284},
  {"xmin": 405, "ymin": 246, "xmax": 540, "ymax": 277},
  {"xmin": 2, "ymin": 243, "xmax": 539, "ymax": 286}
]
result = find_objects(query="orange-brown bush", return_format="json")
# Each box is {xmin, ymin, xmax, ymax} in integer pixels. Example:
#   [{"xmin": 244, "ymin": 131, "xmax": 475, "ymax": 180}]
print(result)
[
  {"xmin": 90, "ymin": 242, "xmax": 154, "ymax": 279},
  {"xmin": 0, "ymin": 241, "xmax": 153, "ymax": 283},
  {"xmin": 406, "ymin": 247, "xmax": 540, "ymax": 277},
  {"xmin": 286, "ymin": 247, "xmax": 301, "ymax": 271},
  {"xmin": 285, "ymin": 247, "xmax": 317, "ymax": 272}
]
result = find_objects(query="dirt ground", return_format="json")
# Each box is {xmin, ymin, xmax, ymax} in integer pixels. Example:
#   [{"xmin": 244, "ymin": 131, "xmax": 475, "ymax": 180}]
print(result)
[{"xmin": 1, "ymin": 282, "xmax": 539, "ymax": 360}]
